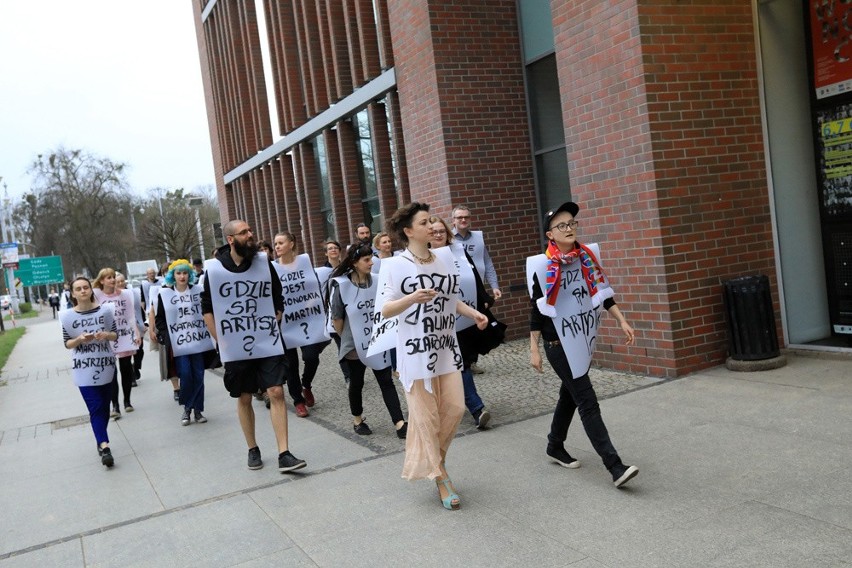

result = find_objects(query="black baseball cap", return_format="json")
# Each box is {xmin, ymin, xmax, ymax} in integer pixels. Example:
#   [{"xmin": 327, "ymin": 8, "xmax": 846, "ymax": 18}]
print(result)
[{"xmin": 543, "ymin": 201, "xmax": 580, "ymax": 229}]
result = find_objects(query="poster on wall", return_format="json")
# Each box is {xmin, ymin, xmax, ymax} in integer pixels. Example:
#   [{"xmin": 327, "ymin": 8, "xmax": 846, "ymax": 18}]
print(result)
[
  {"xmin": 809, "ymin": 0, "xmax": 852, "ymax": 99},
  {"xmin": 816, "ymin": 105, "xmax": 852, "ymax": 216}
]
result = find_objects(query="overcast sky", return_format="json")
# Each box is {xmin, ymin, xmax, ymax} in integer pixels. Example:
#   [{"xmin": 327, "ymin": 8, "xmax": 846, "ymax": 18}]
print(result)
[{"xmin": 0, "ymin": 1, "xmax": 215, "ymax": 200}]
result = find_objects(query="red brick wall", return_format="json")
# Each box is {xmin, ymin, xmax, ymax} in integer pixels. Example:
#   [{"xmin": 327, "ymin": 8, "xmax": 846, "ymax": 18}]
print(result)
[
  {"xmin": 388, "ymin": 0, "xmax": 539, "ymax": 333},
  {"xmin": 553, "ymin": 0, "xmax": 777, "ymax": 377}
]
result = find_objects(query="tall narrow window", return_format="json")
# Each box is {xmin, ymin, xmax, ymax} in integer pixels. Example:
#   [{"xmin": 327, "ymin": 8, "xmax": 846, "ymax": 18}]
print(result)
[
  {"xmin": 352, "ymin": 109, "xmax": 382, "ymax": 233},
  {"xmin": 313, "ymin": 134, "xmax": 335, "ymax": 239},
  {"xmin": 518, "ymin": 1, "xmax": 570, "ymax": 219}
]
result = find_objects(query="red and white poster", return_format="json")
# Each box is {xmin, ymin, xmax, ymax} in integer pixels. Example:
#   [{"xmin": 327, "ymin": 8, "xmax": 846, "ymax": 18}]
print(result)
[{"xmin": 810, "ymin": 0, "xmax": 852, "ymax": 99}]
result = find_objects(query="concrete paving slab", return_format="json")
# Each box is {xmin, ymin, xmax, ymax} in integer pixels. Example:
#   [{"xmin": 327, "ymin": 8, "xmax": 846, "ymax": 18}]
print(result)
[
  {"xmin": 251, "ymin": 457, "xmax": 586, "ymax": 567},
  {"xmin": 81, "ymin": 494, "xmax": 298, "ymax": 568},
  {"xmin": 0, "ymin": 539, "xmax": 83, "ymax": 568},
  {"xmin": 644, "ymin": 500, "xmax": 852, "ymax": 567}
]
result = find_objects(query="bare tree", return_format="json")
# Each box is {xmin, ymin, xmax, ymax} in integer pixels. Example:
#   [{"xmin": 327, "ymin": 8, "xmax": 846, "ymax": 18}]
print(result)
[
  {"xmin": 21, "ymin": 147, "xmax": 135, "ymax": 278},
  {"xmin": 136, "ymin": 187, "xmax": 220, "ymax": 263}
]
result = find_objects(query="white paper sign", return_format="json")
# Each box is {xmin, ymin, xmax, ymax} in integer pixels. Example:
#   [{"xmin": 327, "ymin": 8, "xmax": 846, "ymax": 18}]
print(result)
[
  {"xmin": 335, "ymin": 276, "xmax": 392, "ymax": 370},
  {"xmin": 204, "ymin": 253, "xmax": 284, "ymax": 363},
  {"xmin": 94, "ymin": 288, "xmax": 137, "ymax": 354},
  {"xmin": 60, "ymin": 305, "xmax": 117, "ymax": 387},
  {"xmin": 526, "ymin": 243, "xmax": 603, "ymax": 379},
  {"xmin": 274, "ymin": 254, "xmax": 331, "ymax": 348},
  {"xmin": 159, "ymin": 285, "xmax": 216, "ymax": 356}
]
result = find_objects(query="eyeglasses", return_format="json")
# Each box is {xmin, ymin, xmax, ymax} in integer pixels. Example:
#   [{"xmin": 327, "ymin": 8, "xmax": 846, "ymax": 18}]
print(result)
[
  {"xmin": 229, "ymin": 228, "xmax": 253, "ymax": 237},
  {"xmin": 549, "ymin": 221, "xmax": 579, "ymax": 233}
]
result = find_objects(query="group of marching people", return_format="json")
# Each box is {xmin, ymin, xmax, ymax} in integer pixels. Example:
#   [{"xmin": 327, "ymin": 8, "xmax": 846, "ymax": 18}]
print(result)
[{"xmin": 61, "ymin": 199, "xmax": 640, "ymax": 508}]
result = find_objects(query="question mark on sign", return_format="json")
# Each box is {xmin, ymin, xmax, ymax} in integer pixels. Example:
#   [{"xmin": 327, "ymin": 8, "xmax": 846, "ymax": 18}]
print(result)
[
  {"xmin": 300, "ymin": 322, "xmax": 309, "ymax": 338},
  {"xmin": 243, "ymin": 335, "xmax": 255, "ymax": 357},
  {"xmin": 426, "ymin": 352, "xmax": 438, "ymax": 372}
]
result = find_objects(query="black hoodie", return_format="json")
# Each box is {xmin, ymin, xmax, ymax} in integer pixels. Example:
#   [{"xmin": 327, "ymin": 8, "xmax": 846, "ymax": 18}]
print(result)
[{"xmin": 200, "ymin": 243, "xmax": 284, "ymax": 316}]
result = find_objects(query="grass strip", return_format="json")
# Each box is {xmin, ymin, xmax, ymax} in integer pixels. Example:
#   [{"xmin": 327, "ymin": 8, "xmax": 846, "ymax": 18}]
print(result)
[{"xmin": 0, "ymin": 327, "xmax": 26, "ymax": 377}]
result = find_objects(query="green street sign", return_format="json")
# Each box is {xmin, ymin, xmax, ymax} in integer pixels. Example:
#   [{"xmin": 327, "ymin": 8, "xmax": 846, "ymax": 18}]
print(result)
[{"xmin": 17, "ymin": 256, "xmax": 65, "ymax": 286}]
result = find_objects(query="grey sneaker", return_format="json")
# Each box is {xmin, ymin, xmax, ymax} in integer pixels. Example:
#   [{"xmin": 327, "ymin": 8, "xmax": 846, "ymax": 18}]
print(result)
[
  {"xmin": 247, "ymin": 446, "xmax": 263, "ymax": 470},
  {"xmin": 181, "ymin": 409, "xmax": 191, "ymax": 426},
  {"xmin": 278, "ymin": 451, "xmax": 307, "ymax": 473}
]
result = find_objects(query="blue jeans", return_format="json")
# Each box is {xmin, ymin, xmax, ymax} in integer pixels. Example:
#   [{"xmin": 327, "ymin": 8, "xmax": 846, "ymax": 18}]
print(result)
[
  {"xmin": 79, "ymin": 381, "xmax": 113, "ymax": 446},
  {"xmin": 175, "ymin": 353, "xmax": 205, "ymax": 411},
  {"xmin": 543, "ymin": 341, "xmax": 622, "ymax": 471},
  {"xmin": 461, "ymin": 368, "xmax": 484, "ymax": 416}
]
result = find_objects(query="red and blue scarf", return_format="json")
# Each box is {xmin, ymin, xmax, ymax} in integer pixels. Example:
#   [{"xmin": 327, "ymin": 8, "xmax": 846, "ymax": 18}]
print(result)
[{"xmin": 538, "ymin": 240, "xmax": 613, "ymax": 317}]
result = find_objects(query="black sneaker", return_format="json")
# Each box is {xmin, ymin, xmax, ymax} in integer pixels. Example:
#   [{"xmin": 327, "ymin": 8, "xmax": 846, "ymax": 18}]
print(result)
[
  {"xmin": 474, "ymin": 408, "xmax": 491, "ymax": 430},
  {"xmin": 546, "ymin": 445, "xmax": 581, "ymax": 469},
  {"xmin": 247, "ymin": 446, "xmax": 263, "ymax": 470},
  {"xmin": 173, "ymin": 390, "xmax": 180, "ymax": 402},
  {"xmin": 612, "ymin": 464, "xmax": 639, "ymax": 488},
  {"xmin": 194, "ymin": 411, "xmax": 207, "ymax": 424},
  {"xmin": 278, "ymin": 451, "xmax": 307, "ymax": 473},
  {"xmin": 396, "ymin": 422, "xmax": 408, "ymax": 439},
  {"xmin": 100, "ymin": 447, "xmax": 114, "ymax": 468},
  {"xmin": 353, "ymin": 421, "xmax": 372, "ymax": 435},
  {"xmin": 181, "ymin": 409, "xmax": 191, "ymax": 426}
]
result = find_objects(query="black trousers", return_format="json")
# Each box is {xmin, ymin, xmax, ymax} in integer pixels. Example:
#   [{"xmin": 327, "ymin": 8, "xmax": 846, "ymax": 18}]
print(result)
[
  {"xmin": 543, "ymin": 341, "xmax": 622, "ymax": 472},
  {"xmin": 110, "ymin": 356, "xmax": 135, "ymax": 409},
  {"xmin": 342, "ymin": 359, "xmax": 403, "ymax": 424}
]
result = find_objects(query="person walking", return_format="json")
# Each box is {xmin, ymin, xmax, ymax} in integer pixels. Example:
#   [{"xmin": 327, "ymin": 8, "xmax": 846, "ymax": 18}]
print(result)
[
  {"xmin": 48, "ymin": 287, "xmax": 61, "ymax": 318},
  {"xmin": 528, "ymin": 201, "xmax": 639, "ymax": 488},
  {"xmin": 429, "ymin": 215, "xmax": 493, "ymax": 429},
  {"xmin": 60, "ymin": 276, "xmax": 119, "ymax": 468},
  {"xmin": 116, "ymin": 273, "xmax": 146, "ymax": 386},
  {"xmin": 93, "ymin": 268, "xmax": 143, "ymax": 419},
  {"xmin": 156, "ymin": 259, "xmax": 217, "ymax": 426},
  {"xmin": 451, "ymin": 204, "xmax": 500, "ymax": 374},
  {"xmin": 379, "ymin": 202, "xmax": 488, "ymax": 510},
  {"xmin": 330, "ymin": 243, "xmax": 407, "ymax": 438},
  {"xmin": 201, "ymin": 220, "xmax": 306, "ymax": 473},
  {"xmin": 272, "ymin": 231, "xmax": 331, "ymax": 417}
]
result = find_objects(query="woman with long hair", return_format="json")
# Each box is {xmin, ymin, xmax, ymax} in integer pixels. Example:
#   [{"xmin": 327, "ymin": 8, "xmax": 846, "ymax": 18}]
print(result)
[
  {"xmin": 330, "ymin": 243, "xmax": 407, "ymax": 438},
  {"xmin": 156, "ymin": 259, "xmax": 216, "ymax": 426},
  {"xmin": 60, "ymin": 276, "xmax": 119, "ymax": 467},
  {"xmin": 429, "ymin": 215, "xmax": 493, "ymax": 429},
  {"xmin": 273, "ymin": 231, "xmax": 331, "ymax": 417},
  {"xmin": 93, "ymin": 267, "xmax": 143, "ymax": 419},
  {"xmin": 380, "ymin": 202, "xmax": 488, "ymax": 510}
]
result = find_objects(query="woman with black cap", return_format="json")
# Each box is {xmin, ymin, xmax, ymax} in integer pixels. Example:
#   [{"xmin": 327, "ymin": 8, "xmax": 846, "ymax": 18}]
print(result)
[{"xmin": 527, "ymin": 201, "xmax": 640, "ymax": 488}]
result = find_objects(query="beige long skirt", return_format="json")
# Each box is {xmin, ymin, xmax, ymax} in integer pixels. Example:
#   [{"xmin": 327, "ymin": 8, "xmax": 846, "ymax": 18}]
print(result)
[{"xmin": 401, "ymin": 371, "xmax": 465, "ymax": 481}]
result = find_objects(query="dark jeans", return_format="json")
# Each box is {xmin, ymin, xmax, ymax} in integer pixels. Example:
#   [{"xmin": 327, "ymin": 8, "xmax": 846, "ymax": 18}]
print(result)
[
  {"xmin": 133, "ymin": 344, "xmax": 144, "ymax": 378},
  {"xmin": 175, "ymin": 353, "xmax": 205, "ymax": 412},
  {"xmin": 461, "ymin": 368, "xmax": 484, "ymax": 415},
  {"xmin": 283, "ymin": 348, "xmax": 304, "ymax": 404},
  {"xmin": 300, "ymin": 340, "xmax": 330, "ymax": 389},
  {"xmin": 342, "ymin": 359, "xmax": 404, "ymax": 424},
  {"xmin": 543, "ymin": 342, "xmax": 622, "ymax": 471},
  {"xmin": 110, "ymin": 356, "xmax": 135, "ymax": 409}
]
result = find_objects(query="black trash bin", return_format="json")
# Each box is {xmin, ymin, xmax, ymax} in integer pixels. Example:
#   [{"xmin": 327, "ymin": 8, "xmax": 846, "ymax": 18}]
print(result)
[{"xmin": 723, "ymin": 275, "xmax": 780, "ymax": 361}]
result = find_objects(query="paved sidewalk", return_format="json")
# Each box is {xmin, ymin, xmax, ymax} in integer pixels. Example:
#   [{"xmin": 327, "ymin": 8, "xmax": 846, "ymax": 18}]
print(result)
[{"xmin": 0, "ymin": 310, "xmax": 850, "ymax": 567}]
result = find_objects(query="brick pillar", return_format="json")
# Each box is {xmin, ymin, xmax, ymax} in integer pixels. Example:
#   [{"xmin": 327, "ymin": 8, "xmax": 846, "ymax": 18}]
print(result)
[
  {"xmin": 387, "ymin": 0, "xmax": 538, "ymax": 334},
  {"xmin": 552, "ymin": 0, "xmax": 774, "ymax": 376}
]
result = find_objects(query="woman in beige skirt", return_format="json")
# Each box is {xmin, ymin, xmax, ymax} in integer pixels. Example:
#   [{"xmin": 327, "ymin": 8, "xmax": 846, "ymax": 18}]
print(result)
[{"xmin": 380, "ymin": 202, "xmax": 487, "ymax": 510}]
